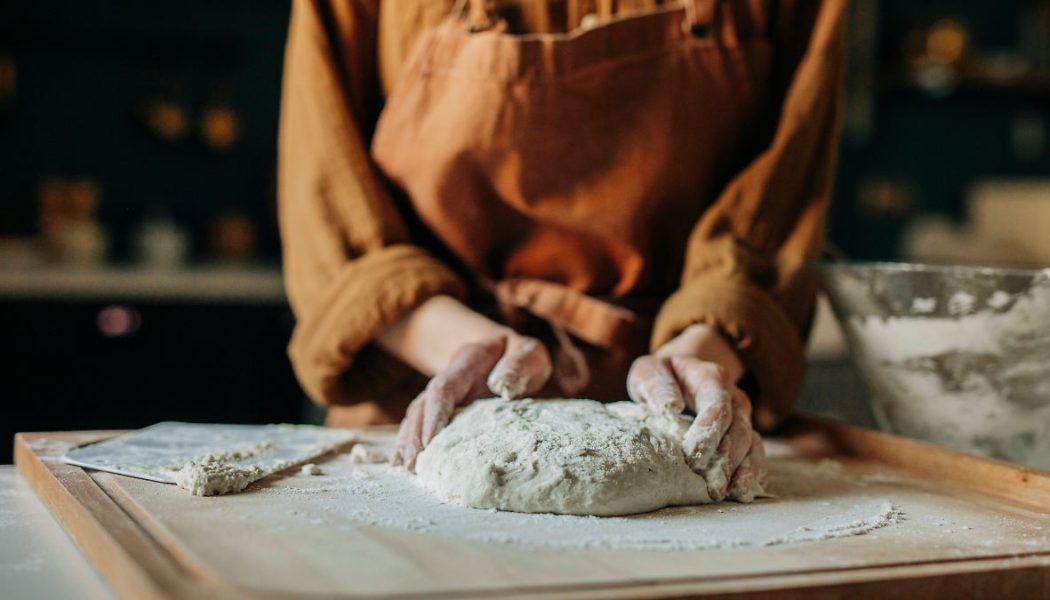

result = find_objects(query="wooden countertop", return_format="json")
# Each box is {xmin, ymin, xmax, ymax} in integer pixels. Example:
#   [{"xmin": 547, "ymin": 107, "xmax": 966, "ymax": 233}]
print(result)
[
  {"xmin": 0, "ymin": 466, "xmax": 115, "ymax": 600},
  {"xmin": 14, "ymin": 419, "xmax": 1050, "ymax": 599}
]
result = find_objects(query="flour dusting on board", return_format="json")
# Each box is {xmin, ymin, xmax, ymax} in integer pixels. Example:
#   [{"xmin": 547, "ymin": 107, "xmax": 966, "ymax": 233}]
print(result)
[
  {"xmin": 266, "ymin": 441, "xmax": 906, "ymax": 551},
  {"xmin": 764, "ymin": 502, "xmax": 904, "ymax": 545}
]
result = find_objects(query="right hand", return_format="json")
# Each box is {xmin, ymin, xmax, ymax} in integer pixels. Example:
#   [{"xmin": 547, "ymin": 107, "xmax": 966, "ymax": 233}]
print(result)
[
  {"xmin": 627, "ymin": 324, "xmax": 766, "ymax": 502},
  {"xmin": 391, "ymin": 334, "xmax": 551, "ymax": 471}
]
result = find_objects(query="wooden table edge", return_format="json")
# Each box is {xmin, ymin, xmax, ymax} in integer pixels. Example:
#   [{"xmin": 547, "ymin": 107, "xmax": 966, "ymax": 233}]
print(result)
[
  {"xmin": 785, "ymin": 415, "xmax": 1050, "ymax": 514},
  {"xmin": 13, "ymin": 432, "xmax": 250, "ymax": 600}
]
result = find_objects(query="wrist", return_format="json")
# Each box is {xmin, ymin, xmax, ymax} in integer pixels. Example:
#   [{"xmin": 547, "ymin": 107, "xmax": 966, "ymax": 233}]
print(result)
[{"xmin": 656, "ymin": 323, "xmax": 745, "ymax": 383}]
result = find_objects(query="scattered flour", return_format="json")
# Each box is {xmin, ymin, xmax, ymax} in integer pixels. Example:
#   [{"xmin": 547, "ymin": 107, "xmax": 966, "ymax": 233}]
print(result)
[
  {"xmin": 347, "ymin": 443, "xmax": 388, "ymax": 465},
  {"xmin": 947, "ymin": 291, "xmax": 977, "ymax": 316},
  {"xmin": 987, "ymin": 290, "xmax": 1012, "ymax": 310},
  {"xmin": 300, "ymin": 463, "xmax": 324, "ymax": 476},
  {"xmin": 812, "ymin": 458, "xmax": 845, "ymax": 476},
  {"xmin": 24, "ymin": 439, "xmax": 75, "ymax": 463},
  {"xmin": 764, "ymin": 502, "xmax": 904, "ymax": 545},
  {"xmin": 910, "ymin": 297, "xmax": 937, "ymax": 314}
]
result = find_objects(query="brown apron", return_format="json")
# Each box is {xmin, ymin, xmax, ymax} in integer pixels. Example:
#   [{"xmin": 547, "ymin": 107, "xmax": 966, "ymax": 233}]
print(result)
[{"xmin": 370, "ymin": 0, "xmax": 771, "ymax": 401}]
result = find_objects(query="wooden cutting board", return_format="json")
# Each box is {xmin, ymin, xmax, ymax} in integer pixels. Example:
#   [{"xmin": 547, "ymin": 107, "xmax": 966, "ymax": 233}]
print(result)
[{"xmin": 14, "ymin": 418, "xmax": 1050, "ymax": 600}]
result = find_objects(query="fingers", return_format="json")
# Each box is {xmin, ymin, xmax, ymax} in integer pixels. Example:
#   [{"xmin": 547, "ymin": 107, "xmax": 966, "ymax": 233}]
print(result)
[
  {"xmin": 394, "ymin": 338, "xmax": 506, "ymax": 472},
  {"xmin": 706, "ymin": 403, "xmax": 753, "ymax": 500},
  {"xmin": 726, "ymin": 456, "xmax": 758, "ymax": 503},
  {"xmin": 665, "ymin": 357, "xmax": 757, "ymax": 501},
  {"xmin": 676, "ymin": 358, "xmax": 734, "ymax": 475},
  {"xmin": 727, "ymin": 431, "xmax": 767, "ymax": 502},
  {"xmin": 668, "ymin": 357, "xmax": 732, "ymax": 413},
  {"xmin": 392, "ymin": 396, "xmax": 425, "ymax": 470},
  {"xmin": 748, "ymin": 429, "xmax": 768, "ymax": 487},
  {"xmin": 487, "ymin": 336, "xmax": 551, "ymax": 400},
  {"xmin": 627, "ymin": 356, "xmax": 685, "ymax": 413},
  {"xmin": 421, "ymin": 338, "xmax": 506, "ymax": 445},
  {"xmin": 724, "ymin": 390, "xmax": 755, "ymax": 475},
  {"xmin": 419, "ymin": 378, "xmax": 458, "ymax": 449}
]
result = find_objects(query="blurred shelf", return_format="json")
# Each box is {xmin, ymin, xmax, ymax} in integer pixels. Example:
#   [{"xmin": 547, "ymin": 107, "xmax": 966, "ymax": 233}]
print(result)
[
  {"xmin": 0, "ymin": 265, "xmax": 285, "ymax": 304},
  {"xmin": 882, "ymin": 71, "xmax": 1050, "ymax": 102},
  {"xmin": 0, "ymin": 266, "xmax": 848, "ymax": 353}
]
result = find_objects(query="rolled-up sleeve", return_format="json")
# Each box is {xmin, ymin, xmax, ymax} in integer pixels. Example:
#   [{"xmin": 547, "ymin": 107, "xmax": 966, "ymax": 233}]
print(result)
[
  {"xmin": 651, "ymin": 0, "xmax": 848, "ymax": 430},
  {"xmin": 278, "ymin": 0, "xmax": 465, "ymax": 406}
]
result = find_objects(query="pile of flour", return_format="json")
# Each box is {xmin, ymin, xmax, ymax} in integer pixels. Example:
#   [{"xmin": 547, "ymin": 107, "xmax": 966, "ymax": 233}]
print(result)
[
  {"xmin": 415, "ymin": 399, "xmax": 763, "ymax": 516},
  {"xmin": 170, "ymin": 441, "xmax": 276, "ymax": 496}
]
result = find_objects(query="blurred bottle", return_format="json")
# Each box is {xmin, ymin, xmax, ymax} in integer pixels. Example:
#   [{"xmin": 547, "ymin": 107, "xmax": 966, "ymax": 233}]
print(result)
[
  {"xmin": 38, "ymin": 179, "xmax": 109, "ymax": 266},
  {"xmin": 905, "ymin": 18, "xmax": 970, "ymax": 97},
  {"xmin": 144, "ymin": 100, "xmax": 189, "ymax": 142},
  {"xmin": 133, "ymin": 209, "xmax": 190, "ymax": 269},
  {"xmin": 0, "ymin": 55, "xmax": 15, "ymax": 108},
  {"xmin": 1021, "ymin": 3, "xmax": 1050, "ymax": 75},
  {"xmin": 210, "ymin": 212, "xmax": 256, "ymax": 264},
  {"xmin": 200, "ymin": 104, "xmax": 240, "ymax": 151}
]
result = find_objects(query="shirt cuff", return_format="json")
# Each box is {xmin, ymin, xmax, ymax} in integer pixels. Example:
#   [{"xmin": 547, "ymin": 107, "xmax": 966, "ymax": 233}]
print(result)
[
  {"xmin": 287, "ymin": 244, "xmax": 466, "ymax": 406},
  {"xmin": 651, "ymin": 274, "xmax": 806, "ymax": 430}
]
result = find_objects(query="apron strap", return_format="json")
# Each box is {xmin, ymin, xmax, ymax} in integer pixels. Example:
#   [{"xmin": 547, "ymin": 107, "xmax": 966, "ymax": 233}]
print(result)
[
  {"xmin": 491, "ymin": 278, "xmax": 637, "ymax": 396},
  {"xmin": 492, "ymin": 278, "xmax": 637, "ymax": 348}
]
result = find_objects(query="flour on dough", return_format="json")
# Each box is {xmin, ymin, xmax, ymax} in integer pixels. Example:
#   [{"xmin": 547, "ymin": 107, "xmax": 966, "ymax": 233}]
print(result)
[{"xmin": 415, "ymin": 398, "xmax": 761, "ymax": 516}]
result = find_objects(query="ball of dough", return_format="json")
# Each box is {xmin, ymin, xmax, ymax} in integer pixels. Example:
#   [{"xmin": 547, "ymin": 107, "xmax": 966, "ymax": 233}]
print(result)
[{"xmin": 414, "ymin": 398, "xmax": 711, "ymax": 516}]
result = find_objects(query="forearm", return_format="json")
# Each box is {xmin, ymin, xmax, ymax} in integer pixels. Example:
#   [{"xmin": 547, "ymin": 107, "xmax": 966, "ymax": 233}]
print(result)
[{"xmin": 377, "ymin": 295, "xmax": 513, "ymax": 377}]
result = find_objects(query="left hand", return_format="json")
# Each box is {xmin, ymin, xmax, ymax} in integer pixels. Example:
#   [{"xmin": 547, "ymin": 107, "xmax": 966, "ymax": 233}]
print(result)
[
  {"xmin": 390, "ymin": 333, "xmax": 551, "ymax": 471},
  {"xmin": 627, "ymin": 324, "xmax": 766, "ymax": 502}
]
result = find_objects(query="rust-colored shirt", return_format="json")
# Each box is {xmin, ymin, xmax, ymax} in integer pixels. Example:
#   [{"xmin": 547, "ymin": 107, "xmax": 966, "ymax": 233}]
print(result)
[{"xmin": 278, "ymin": 0, "xmax": 847, "ymax": 429}]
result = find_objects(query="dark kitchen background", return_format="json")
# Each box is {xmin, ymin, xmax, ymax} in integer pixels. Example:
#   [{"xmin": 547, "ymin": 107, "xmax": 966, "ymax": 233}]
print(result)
[{"xmin": 3, "ymin": 0, "xmax": 1049, "ymax": 462}]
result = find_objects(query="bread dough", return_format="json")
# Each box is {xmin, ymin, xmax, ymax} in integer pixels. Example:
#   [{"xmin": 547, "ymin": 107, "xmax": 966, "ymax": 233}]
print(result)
[{"xmin": 415, "ymin": 398, "xmax": 715, "ymax": 516}]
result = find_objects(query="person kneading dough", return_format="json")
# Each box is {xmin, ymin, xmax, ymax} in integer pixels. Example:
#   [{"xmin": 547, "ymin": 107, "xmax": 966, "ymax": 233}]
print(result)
[{"xmin": 278, "ymin": 0, "xmax": 847, "ymax": 502}]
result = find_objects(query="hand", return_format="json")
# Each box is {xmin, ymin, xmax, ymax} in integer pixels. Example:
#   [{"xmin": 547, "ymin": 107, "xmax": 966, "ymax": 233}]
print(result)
[
  {"xmin": 627, "ymin": 325, "xmax": 766, "ymax": 502},
  {"xmin": 391, "ymin": 334, "xmax": 551, "ymax": 471}
]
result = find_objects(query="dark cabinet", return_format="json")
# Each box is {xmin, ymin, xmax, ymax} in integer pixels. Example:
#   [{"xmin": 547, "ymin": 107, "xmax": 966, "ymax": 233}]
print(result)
[{"xmin": 2, "ymin": 299, "xmax": 306, "ymax": 463}]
